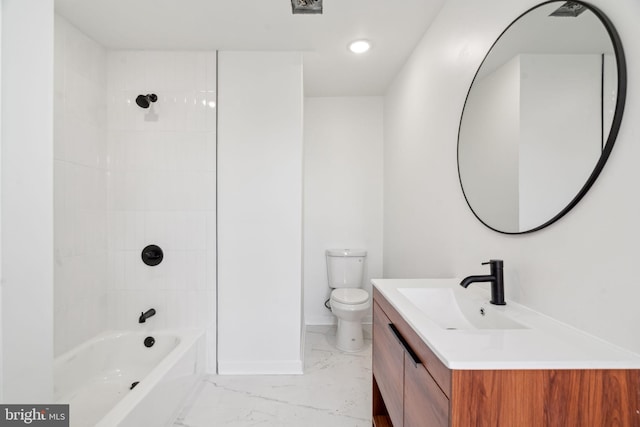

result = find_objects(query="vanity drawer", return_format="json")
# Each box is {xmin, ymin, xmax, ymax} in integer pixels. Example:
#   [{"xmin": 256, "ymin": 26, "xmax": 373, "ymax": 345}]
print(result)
[
  {"xmin": 374, "ymin": 288, "xmax": 451, "ymax": 397},
  {"xmin": 373, "ymin": 301, "xmax": 405, "ymax": 427},
  {"xmin": 374, "ymin": 296, "xmax": 452, "ymax": 427},
  {"xmin": 404, "ymin": 353, "xmax": 449, "ymax": 427}
]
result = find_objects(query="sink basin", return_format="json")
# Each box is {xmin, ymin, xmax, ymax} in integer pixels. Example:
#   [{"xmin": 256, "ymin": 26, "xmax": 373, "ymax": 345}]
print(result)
[{"xmin": 397, "ymin": 287, "xmax": 527, "ymax": 330}]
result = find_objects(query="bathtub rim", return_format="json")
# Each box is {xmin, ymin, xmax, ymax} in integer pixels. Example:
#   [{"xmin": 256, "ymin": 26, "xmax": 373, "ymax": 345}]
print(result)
[{"xmin": 54, "ymin": 328, "xmax": 204, "ymax": 426}]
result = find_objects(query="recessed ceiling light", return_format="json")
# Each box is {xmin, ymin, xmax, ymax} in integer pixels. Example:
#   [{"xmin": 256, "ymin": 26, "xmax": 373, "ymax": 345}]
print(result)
[{"xmin": 348, "ymin": 40, "xmax": 371, "ymax": 54}]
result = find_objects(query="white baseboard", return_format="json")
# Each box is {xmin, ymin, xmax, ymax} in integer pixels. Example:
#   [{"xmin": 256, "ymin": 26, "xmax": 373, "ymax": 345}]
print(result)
[
  {"xmin": 304, "ymin": 315, "xmax": 372, "ymax": 326},
  {"xmin": 218, "ymin": 359, "xmax": 303, "ymax": 375},
  {"xmin": 304, "ymin": 314, "xmax": 337, "ymax": 325}
]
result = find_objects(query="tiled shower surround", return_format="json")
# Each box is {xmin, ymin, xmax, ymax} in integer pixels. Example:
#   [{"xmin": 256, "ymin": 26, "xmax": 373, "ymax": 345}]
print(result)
[
  {"xmin": 54, "ymin": 16, "xmax": 109, "ymax": 356},
  {"xmin": 54, "ymin": 16, "xmax": 217, "ymax": 368},
  {"xmin": 106, "ymin": 51, "xmax": 217, "ymax": 369}
]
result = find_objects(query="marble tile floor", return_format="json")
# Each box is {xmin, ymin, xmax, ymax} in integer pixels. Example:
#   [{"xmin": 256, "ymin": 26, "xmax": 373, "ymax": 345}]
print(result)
[{"xmin": 174, "ymin": 326, "xmax": 372, "ymax": 427}]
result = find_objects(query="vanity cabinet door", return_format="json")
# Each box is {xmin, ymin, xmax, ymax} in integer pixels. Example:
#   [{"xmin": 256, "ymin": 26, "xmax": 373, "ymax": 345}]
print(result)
[
  {"xmin": 404, "ymin": 354, "xmax": 449, "ymax": 427},
  {"xmin": 373, "ymin": 301, "xmax": 405, "ymax": 427}
]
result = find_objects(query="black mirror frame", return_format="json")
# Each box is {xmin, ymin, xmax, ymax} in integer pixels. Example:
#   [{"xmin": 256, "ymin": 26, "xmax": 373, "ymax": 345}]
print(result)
[{"xmin": 457, "ymin": 0, "xmax": 626, "ymax": 235}]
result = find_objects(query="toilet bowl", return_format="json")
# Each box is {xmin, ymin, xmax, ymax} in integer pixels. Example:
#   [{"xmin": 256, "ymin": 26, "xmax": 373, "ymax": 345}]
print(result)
[
  {"xmin": 326, "ymin": 249, "xmax": 369, "ymax": 352},
  {"xmin": 330, "ymin": 288, "xmax": 370, "ymax": 352}
]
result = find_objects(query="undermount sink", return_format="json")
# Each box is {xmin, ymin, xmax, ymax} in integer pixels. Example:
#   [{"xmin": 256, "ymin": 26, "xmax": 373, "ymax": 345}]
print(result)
[{"xmin": 397, "ymin": 287, "xmax": 527, "ymax": 330}]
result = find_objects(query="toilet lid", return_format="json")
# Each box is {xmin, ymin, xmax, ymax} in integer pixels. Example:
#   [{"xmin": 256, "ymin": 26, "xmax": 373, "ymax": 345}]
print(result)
[{"xmin": 331, "ymin": 289, "xmax": 369, "ymax": 304}]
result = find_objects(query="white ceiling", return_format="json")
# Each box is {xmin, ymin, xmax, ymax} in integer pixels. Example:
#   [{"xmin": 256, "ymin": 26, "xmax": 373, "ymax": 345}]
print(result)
[{"xmin": 54, "ymin": 0, "xmax": 446, "ymax": 96}]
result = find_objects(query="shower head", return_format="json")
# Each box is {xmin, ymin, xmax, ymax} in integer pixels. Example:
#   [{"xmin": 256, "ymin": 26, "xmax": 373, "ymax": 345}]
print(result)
[{"xmin": 136, "ymin": 94, "xmax": 158, "ymax": 109}]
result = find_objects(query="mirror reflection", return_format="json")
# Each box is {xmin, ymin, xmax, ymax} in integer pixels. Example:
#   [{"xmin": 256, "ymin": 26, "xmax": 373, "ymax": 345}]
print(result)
[{"xmin": 458, "ymin": 1, "xmax": 624, "ymax": 234}]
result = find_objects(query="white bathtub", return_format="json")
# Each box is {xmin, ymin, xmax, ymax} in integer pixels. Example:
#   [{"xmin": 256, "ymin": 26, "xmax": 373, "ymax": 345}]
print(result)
[{"xmin": 54, "ymin": 329, "xmax": 204, "ymax": 427}]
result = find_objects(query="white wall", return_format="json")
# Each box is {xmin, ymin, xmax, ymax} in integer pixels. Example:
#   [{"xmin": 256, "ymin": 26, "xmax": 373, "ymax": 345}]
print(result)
[
  {"xmin": 384, "ymin": 0, "xmax": 640, "ymax": 354},
  {"xmin": 54, "ymin": 15, "xmax": 108, "ymax": 356},
  {"xmin": 303, "ymin": 97, "xmax": 384, "ymax": 325},
  {"xmin": 1, "ymin": 0, "xmax": 54, "ymax": 402},
  {"xmin": 218, "ymin": 52, "xmax": 303, "ymax": 374},
  {"xmin": 106, "ymin": 51, "xmax": 217, "ymax": 371}
]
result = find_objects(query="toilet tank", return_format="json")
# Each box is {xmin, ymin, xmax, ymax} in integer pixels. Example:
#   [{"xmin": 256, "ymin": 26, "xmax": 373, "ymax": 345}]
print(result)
[{"xmin": 326, "ymin": 249, "xmax": 367, "ymax": 289}]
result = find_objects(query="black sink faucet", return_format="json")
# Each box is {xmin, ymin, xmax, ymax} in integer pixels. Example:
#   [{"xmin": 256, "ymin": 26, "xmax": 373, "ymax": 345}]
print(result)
[
  {"xmin": 139, "ymin": 308, "xmax": 156, "ymax": 323},
  {"xmin": 460, "ymin": 260, "xmax": 506, "ymax": 305}
]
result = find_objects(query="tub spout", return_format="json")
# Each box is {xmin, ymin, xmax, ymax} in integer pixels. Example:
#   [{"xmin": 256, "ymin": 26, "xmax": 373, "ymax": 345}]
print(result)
[{"xmin": 139, "ymin": 308, "xmax": 156, "ymax": 323}]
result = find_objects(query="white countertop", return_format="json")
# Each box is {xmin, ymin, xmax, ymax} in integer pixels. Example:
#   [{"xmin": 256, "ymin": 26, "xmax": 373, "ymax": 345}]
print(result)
[{"xmin": 373, "ymin": 278, "xmax": 640, "ymax": 370}]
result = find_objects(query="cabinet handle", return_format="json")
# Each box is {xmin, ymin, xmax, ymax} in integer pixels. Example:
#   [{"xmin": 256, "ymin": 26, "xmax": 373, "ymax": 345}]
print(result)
[{"xmin": 388, "ymin": 323, "xmax": 421, "ymax": 367}]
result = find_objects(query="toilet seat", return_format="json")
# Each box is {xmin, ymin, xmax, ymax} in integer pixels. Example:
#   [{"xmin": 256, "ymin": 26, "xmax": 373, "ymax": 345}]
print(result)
[{"xmin": 331, "ymin": 288, "xmax": 369, "ymax": 305}]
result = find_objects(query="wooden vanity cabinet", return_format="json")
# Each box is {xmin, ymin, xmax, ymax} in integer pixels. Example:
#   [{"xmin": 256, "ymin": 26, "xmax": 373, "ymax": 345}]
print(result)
[
  {"xmin": 372, "ymin": 301, "xmax": 405, "ymax": 426},
  {"xmin": 373, "ymin": 289, "xmax": 450, "ymax": 427},
  {"xmin": 372, "ymin": 288, "xmax": 640, "ymax": 427}
]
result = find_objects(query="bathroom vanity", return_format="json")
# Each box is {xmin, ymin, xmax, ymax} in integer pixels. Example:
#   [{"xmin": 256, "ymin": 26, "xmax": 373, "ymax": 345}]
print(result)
[{"xmin": 371, "ymin": 279, "xmax": 640, "ymax": 427}]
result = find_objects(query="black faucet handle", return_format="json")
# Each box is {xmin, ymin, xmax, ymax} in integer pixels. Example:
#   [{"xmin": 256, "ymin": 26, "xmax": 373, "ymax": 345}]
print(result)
[{"xmin": 482, "ymin": 259, "xmax": 503, "ymax": 266}]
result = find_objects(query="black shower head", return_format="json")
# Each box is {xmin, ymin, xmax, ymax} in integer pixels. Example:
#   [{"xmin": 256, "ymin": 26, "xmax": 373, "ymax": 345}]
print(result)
[{"xmin": 136, "ymin": 94, "xmax": 158, "ymax": 109}]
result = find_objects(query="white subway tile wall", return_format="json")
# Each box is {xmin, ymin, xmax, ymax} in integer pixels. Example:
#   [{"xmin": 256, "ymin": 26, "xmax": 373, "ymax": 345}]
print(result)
[
  {"xmin": 106, "ymin": 50, "xmax": 217, "ymax": 371},
  {"xmin": 54, "ymin": 16, "xmax": 109, "ymax": 356}
]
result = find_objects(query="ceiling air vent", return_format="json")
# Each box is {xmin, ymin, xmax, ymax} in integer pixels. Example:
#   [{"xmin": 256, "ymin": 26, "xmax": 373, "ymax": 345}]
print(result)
[
  {"xmin": 291, "ymin": 0, "xmax": 322, "ymax": 15},
  {"xmin": 549, "ymin": 1, "xmax": 587, "ymax": 17}
]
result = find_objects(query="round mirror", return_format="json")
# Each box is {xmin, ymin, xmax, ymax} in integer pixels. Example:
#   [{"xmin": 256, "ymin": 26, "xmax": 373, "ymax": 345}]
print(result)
[{"xmin": 458, "ymin": 1, "xmax": 625, "ymax": 234}]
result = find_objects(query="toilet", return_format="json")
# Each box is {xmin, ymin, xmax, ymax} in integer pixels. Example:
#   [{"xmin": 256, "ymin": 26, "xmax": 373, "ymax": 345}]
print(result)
[{"xmin": 326, "ymin": 249, "xmax": 370, "ymax": 352}]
